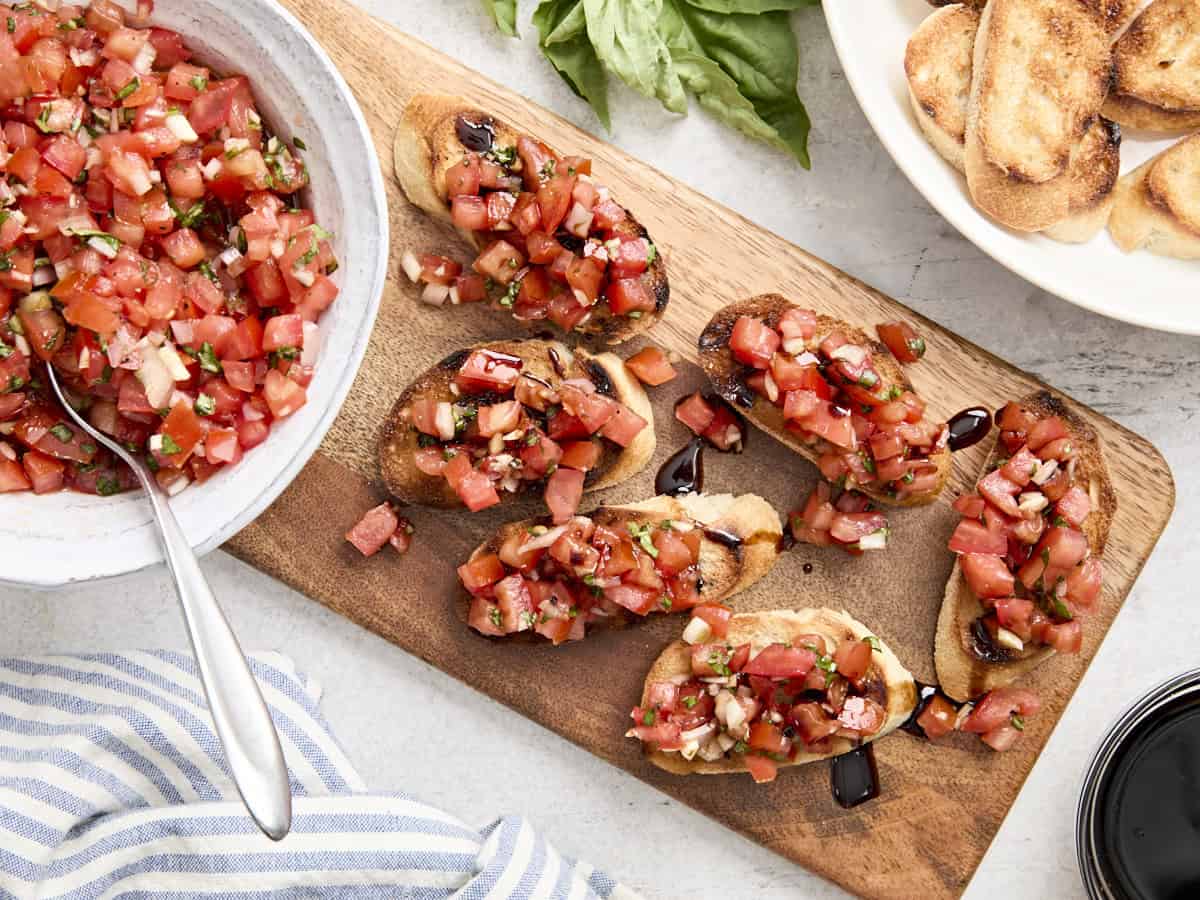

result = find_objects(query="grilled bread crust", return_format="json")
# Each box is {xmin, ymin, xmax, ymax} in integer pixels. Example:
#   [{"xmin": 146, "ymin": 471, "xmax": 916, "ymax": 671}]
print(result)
[
  {"xmin": 1103, "ymin": 0, "xmax": 1200, "ymax": 132},
  {"xmin": 1109, "ymin": 133, "xmax": 1200, "ymax": 258}
]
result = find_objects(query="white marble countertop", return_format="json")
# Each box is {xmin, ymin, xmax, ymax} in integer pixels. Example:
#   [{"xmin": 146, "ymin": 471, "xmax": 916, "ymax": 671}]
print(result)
[{"xmin": 2, "ymin": 2, "xmax": 1196, "ymax": 897}]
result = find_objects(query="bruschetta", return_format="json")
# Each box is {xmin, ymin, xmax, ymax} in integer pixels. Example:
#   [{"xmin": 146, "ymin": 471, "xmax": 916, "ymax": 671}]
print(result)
[
  {"xmin": 698, "ymin": 294, "xmax": 951, "ymax": 507},
  {"xmin": 1109, "ymin": 133, "xmax": 1200, "ymax": 260},
  {"xmin": 394, "ymin": 94, "xmax": 669, "ymax": 344},
  {"xmin": 935, "ymin": 392, "xmax": 1116, "ymax": 702},
  {"xmin": 458, "ymin": 493, "xmax": 782, "ymax": 644},
  {"xmin": 628, "ymin": 608, "xmax": 918, "ymax": 783},
  {"xmin": 378, "ymin": 339, "xmax": 654, "ymax": 520}
]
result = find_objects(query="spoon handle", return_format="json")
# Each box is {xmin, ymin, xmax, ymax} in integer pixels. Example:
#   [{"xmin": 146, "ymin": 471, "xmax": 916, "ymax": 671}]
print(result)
[{"xmin": 145, "ymin": 486, "xmax": 293, "ymax": 841}]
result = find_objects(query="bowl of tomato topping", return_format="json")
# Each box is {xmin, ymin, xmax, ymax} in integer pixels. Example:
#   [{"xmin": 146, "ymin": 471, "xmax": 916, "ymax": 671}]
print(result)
[{"xmin": 0, "ymin": 0, "xmax": 387, "ymax": 586}]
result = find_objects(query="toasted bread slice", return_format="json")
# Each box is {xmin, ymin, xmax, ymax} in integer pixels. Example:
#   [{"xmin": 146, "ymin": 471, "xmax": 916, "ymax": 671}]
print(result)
[
  {"xmin": 641, "ymin": 609, "xmax": 918, "ymax": 776},
  {"xmin": 907, "ymin": 4, "xmax": 981, "ymax": 172},
  {"xmin": 927, "ymin": 0, "xmax": 1142, "ymax": 35},
  {"xmin": 907, "ymin": 7, "xmax": 1121, "ymax": 242},
  {"xmin": 935, "ymin": 391, "xmax": 1116, "ymax": 702},
  {"xmin": 1104, "ymin": 0, "xmax": 1200, "ymax": 132},
  {"xmin": 1042, "ymin": 118, "xmax": 1123, "ymax": 243},
  {"xmin": 698, "ymin": 294, "xmax": 951, "ymax": 508},
  {"xmin": 378, "ymin": 339, "xmax": 654, "ymax": 508},
  {"xmin": 1109, "ymin": 133, "xmax": 1200, "ymax": 257},
  {"xmin": 965, "ymin": 0, "xmax": 1111, "ymax": 231},
  {"xmin": 463, "ymin": 493, "xmax": 782, "ymax": 640},
  {"xmin": 394, "ymin": 94, "xmax": 669, "ymax": 345}
]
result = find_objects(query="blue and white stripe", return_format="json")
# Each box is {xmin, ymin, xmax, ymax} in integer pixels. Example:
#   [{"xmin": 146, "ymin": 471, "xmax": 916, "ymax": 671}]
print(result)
[{"xmin": 0, "ymin": 651, "xmax": 638, "ymax": 900}]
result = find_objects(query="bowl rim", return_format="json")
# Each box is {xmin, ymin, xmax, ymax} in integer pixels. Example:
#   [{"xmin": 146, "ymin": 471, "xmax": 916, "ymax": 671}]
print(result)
[{"xmin": 0, "ymin": 0, "xmax": 388, "ymax": 589}]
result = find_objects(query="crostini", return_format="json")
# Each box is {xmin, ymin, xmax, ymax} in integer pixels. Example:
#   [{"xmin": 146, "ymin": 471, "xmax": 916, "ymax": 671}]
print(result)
[
  {"xmin": 1109, "ymin": 133, "xmax": 1200, "ymax": 260},
  {"xmin": 628, "ymin": 608, "xmax": 918, "ymax": 783},
  {"xmin": 1103, "ymin": 0, "xmax": 1200, "ymax": 132},
  {"xmin": 698, "ymin": 294, "xmax": 951, "ymax": 507},
  {"xmin": 904, "ymin": 3, "xmax": 1122, "ymax": 244},
  {"xmin": 394, "ymin": 94, "xmax": 669, "ymax": 344},
  {"xmin": 458, "ymin": 493, "xmax": 782, "ymax": 644},
  {"xmin": 378, "ymin": 339, "xmax": 654, "ymax": 519},
  {"xmin": 935, "ymin": 392, "xmax": 1116, "ymax": 702},
  {"xmin": 964, "ymin": 0, "xmax": 1112, "ymax": 232}
]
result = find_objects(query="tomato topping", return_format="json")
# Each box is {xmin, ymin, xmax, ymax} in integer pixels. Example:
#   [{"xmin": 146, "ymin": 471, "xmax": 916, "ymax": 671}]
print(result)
[
  {"xmin": 729, "ymin": 316, "xmax": 780, "ymax": 369},
  {"xmin": 691, "ymin": 603, "xmax": 733, "ymax": 639},
  {"xmin": 916, "ymin": 694, "xmax": 958, "ymax": 740},
  {"xmin": 743, "ymin": 644, "xmax": 816, "ymax": 679},
  {"xmin": 875, "ymin": 321, "xmax": 926, "ymax": 364},
  {"xmin": 675, "ymin": 392, "xmax": 715, "ymax": 436},
  {"xmin": 345, "ymin": 503, "xmax": 400, "ymax": 558},
  {"xmin": 545, "ymin": 466, "xmax": 584, "ymax": 524},
  {"xmin": 960, "ymin": 553, "xmax": 1015, "ymax": 599}
]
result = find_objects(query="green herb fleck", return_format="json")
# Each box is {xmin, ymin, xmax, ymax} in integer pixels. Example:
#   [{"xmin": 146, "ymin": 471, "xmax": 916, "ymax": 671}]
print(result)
[
  {"xmin": 293, "ymin": 136, "xmax": 307, "ymax": 151},
  {"xmin": 115, "ymin": 78, "xmax": 140, "ymax": 102},
  {"xmin": 864, "ymin": 636, "xmax": 881, "ymax": 652},
  {"xmin": 488, "ymin": 607, "xmax": 503, "ymax": 629},
  {"xmin": 189, "ymin": 74, "xmax": 208, "ymax": 93},
  {"xmin": 642, "ymin": 708, "xmax": 656, "ymax": 726},
  {"xmin": 194, "ymin": 394, "xmax": 215, "ymax": 416},
  {"xmin": 627, "ymin": 521, "xmax": 659, "ymax": 558},
  {"xmin": 50, "ymin": 423, "xmax": 73, "ymax": 442},
  {"xmin": 96, "ymin": 475, "xmax": 121, "ymax": 496},
  {"xmin": 160, "ymin": 434, "xmax": 183, "ymax": 456},
  {"xmin": 1010, "ymin": 714, "xmax": 1025, "ymax": 732},
  {"xmin": 682, "ymin": 695, "xmax": 699, "ymax": 709},
  {"xmin": 197, "ymin": 342, "xmax": 222, "ymax": 374}
]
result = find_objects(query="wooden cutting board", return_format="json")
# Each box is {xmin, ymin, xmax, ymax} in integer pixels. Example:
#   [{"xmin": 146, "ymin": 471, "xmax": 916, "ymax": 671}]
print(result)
[{"xmin": 226, "ymin": 2, "xmax": 1175, "ymax": 896}]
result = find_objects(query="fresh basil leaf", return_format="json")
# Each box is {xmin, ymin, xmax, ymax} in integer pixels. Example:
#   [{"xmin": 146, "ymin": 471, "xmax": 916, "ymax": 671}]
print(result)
[
  {"xmin": 583, "ymin": 0, "xmax": 687, "ymax": 114},
  {"xmin": 660, "ymin": 0, "xmax": 811, "ymax": 166},
  {"xmin": 684, "ymin": 0, "xmax": 817, "ymax": 10},
  {"xmin": 481, "ymin": 0, "xmax": 519, "ymax": 37},
  {"xmin": 534, "ymin": 0, "xmax": 612, "ymax": 129}
]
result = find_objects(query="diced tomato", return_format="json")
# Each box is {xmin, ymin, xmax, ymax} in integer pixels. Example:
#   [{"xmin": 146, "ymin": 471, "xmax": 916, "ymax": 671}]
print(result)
[
  {"xmin": 961, "ymin": 688, "xmax": 1040, "ymax": 735},
  {"xmin": 729, "ymin": 316, "xmax": 779, "ymax": 369},
  {"xmin": 960, "ymin": 553, "xmax": 1015, "ymax": 599},
  {"xmin": 599, "ymin": 403, "xmax": 646, "ymax": 448},
  {"xmin": 1042, "ymin": 619, "xmax": 1083, "ymax": 654},
  {"xmin": 262, "ymin": 368, "xmax": 306, "ymax": 418},
  {"xmin": 675, "ymin": 392, "xmax": 715, "ymax": 436},
  {"xmin": 829, "ymin": 512, "xmax": 887, "ymax": 545},
  {"xmin": 977, "ymin": 469, "xmax": 1022, "ymax": 518},
  {"xmin": 1027, "ymin": 416, "xmax": 1069, "ymax": 452},
  {"xmin": 458, "ymin": 552, "xmax": 506, "ymax": 593},
  {"xmin": 473, "ymin": 240, "xmax": 525, "ymax": 284},
  {"xmin": 454, "ymin": 349, "xmax": 522, "ymax": 394},
  {"xmin": 916, "ymin": 694, "xmax": 958, "ymax": 740},
  {"xmin": 949, "ymin": 517, "xmax": 1008, "ymax": 556},
  {"xmin": 1065, "ymin": 558, "xmax": 1103, "ymax": 612},
  {"xmin": 0, "ymin": 457, "xmax": 32, "ymax": 492},
  {"xmin": 875, "ymin": 320, "xmax": 925, "ymax": 364},
  {"xmin": 1055, "ymin": 486, "xmax": 1091, "ymax": 527},
  {"xmin": 444, "ymin": 454, "xmax": 500, "ymax": 512},
  {"xmin": 743, "ymin": 644, "xmax": 816, "ymax": 679},
  {"xmin": 691, "ymin": 603, "xmax": 733, "ymax": 639},
  {"xmin": 833, "ymin": 639, "xmax": 872, "ymax": 682},
  {"xmin": 345, "ymin": 502, "xmax": 399, "ymax": 557},
  {"xmin": 545, "ymin": 466, "xmax": 584, "ymax": 524},
  {"xmin": 606, "ymin": 278, "xmax": 653, "ymax": 316},
  {"xmin": 21, "ymin": 449, "xmax": 65, "ymax": 494},
  {"xmin": 559, "ymin": 440, "xmax": 601, "ymax": 471}
]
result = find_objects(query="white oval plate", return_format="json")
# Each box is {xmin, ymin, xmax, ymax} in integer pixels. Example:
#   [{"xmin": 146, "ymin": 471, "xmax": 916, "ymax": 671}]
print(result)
[
  {"xmin": 0, "ymin": 0, "xmax": 388, "ymax": 588},
  {"xmin": 824, "ymin": 0, "xmax": 1197, "ymax": 335}
]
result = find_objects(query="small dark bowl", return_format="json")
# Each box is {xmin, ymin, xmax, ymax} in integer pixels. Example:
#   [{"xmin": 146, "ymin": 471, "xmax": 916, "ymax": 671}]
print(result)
[{"xmin": 1077, "ymin": 669, "xmax": 1200, "ymax": 900}]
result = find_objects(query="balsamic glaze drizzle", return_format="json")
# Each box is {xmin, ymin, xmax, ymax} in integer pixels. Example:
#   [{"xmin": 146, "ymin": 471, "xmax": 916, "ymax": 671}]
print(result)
[
  {"xmin": 454, "ymin": 115, "xmax": 494, "ymax": 152},
  {"xmin": 655, "ymin": 438, "xmax": 704, "ymax": 496},
  {"xmin": 831, "ymin": 745, "xmax": 879, "ymax": 809},
  {"xmin": 946, "ymin": 407, "xmax": 993, "ymax": 452}
]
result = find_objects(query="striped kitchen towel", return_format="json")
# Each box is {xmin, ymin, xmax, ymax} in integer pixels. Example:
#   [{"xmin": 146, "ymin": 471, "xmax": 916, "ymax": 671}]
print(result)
[{"xmin": 0, "ymin": 651, "xmax": 639, "ymax": 900}]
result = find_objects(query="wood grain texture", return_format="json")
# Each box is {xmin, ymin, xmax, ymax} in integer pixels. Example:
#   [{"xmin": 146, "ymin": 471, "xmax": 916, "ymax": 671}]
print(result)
[{"xmin": 223, "ymin": 2, "xmax": 1175, "ymax": 896}]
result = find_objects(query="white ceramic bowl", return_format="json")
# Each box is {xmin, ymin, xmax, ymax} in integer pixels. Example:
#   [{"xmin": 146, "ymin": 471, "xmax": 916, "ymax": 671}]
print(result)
[
  {"xmin": 0, "ymin": 0, "xmax": 387, "ymax": 588},
  {"xmin": 825, "ymin": 0, "xmax": 1197, "ymax": 335}
]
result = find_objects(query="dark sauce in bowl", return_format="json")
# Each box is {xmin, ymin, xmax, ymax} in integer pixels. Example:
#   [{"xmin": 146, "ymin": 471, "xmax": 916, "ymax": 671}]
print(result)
[{"xmin": 1096, "ymin": 698, "xmax": 1200, "ymax": 899}]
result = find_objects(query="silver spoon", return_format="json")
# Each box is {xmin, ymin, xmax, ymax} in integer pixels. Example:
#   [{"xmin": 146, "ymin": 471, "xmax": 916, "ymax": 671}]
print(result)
[{"xmin": 46, "ymin": 365, "xmax": 292, "ymax": 841}]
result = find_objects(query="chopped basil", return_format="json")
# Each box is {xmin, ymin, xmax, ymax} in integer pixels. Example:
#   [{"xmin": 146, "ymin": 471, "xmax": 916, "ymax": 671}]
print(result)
[
  {"xmin": 99, "ymin": 364, "xmax": 112, "ymax": 384},
  {"xmin": 645, "ymin": 243, "xmax": 657, "ymax": 265},
  {"xmin": 641, "ymin": 708, "xmax": 656, "ymax": 726},
  {"xmin": 56, "ymin": 16, "xmax": 81, "ymax": 30},
  {"xmin": 539, "ymin": 158, "xmax": 556, "ymax": 180},
  {"xmin": 682, "ymin": 695, "xmax": 698, "ymax": 709},
  {"xmin": 4, "ymin": 375, "xmax": 25, "ymax": 392},
  {"xmin": 1051, "ymin": 596, "xmax": 1073, "ymax": 621},
  {"xmin": 6, "ymin": 17, "xmax": 13, "ymax": 33},
  {"xmin": 416, "ymin": 433, "xmax": 438, "ymax": 448},
  {"xmin": 907, "ymin": 337, "xmax": 927, "ymax": 359},
  {"xmin": 486, "ymin": 145, "xmax": 517, "ymax": 167},
  {"xmin": 488, "ymin": 607, "xmax": 502, "ymax": 629},
  {"xmin": 732, "ymin": 740, "xmax": 747, "ymax": 754},
  {"xmin": 864, "ymin": 635, "xmax": 882, "ymax": 652},
  {"xmin": 293, "ymin": 136, "xmax": 307, "ymax": 151},
  {"xmin": 0, "ymin": 342, "xmax": 11, "ymax": 359},
  {"xmin": 1040, "ymin": 547, "xmax": 1051, "ymax": 566},
  {"xmin": 627, "ymin": 521, "xmax": 659, "ymax": 558},
  {"xmin": 34, "ymin": 104, "xmax": 51, "ymax": 133},
  {"xmin": 144, "ymin": 454, "xmax": 159, "ymax": 473},
  {"xmin": 860, "ymin": 452, "xmax": 875, "ymax": 475},
  {"xmin": 659, "ymin": 596, "xmax": 671, "ymax": 611},
  {"xmin": 67, "ymin": 228, "xmax": 121, "ymax": 253},
  {"xmin": 901, "ymin": 470, "xmax": 915, "ymax": 485},
  {"xmin": 189, "ymin": 74, "xmax": 208, "ymax": 93},
  {"xmin": 268, "ymin": 345, "xmax": 299, "ymax": 368},
  {"xmin": 80, "ymin": 442, "xmax": 96, "ymax": 455},
  {"xmin": 1052, "ymin": 515, "xmax": 1069, "ymax": 527},
  {"xmin": 498, "ymin": 280, "xmax": 519, "ymax": 309},
  {"xmin": 885, "ymin": 385, "xmax": 903, "ymax": 401},
  {"xmin": 235, "ymin": 228, "xmax": 248, "ymax": 254},
  {"xmin": 194, "ymin": 394, "xmax": 216, "ymax": 416},
  {"xmin": 295, "ymin": 238, "xmax": 319, "ymax": 268},
  {"xmin": 197, "ymin": 342, "xmax": 222, "ymax": 374},
  {"xmin": 627, "ymin": 311, "xmax": 642, "ymax": 319},
  {"xmin": 96, "ymin": 475, "xmax": 121, "ymax": 496},
  {"xmin": 115, "ymin": 77, "xmax": 141, "ymax": 102},
  {"xmin": 814, "ymin": 653, "xmax": 837, "ymax": 686},
  {"xmin": 1010, "ymin": 714, "xmax": 1025, "ymax": 732},
  {"xmin": 198, "ymin": 260, "xmax": 219, "ymax": 284},
  {"xmin": 176, "ymin": 200, "xmax": 207, "ymax": 229},
  {"xmin": 706, "ymin": 646, "xmax": 732, "ymax": 677},
  {"xmin": 160, "ymin": 434, "xmax": 183, "ymax": 455},
  {"xmin": 0, "ymin": 251, "xmax": 14, "ymax": 272},
  {"xmin": 49, "ymin": 423, "xmax": 73, "ymax": 442},
  {"xmin": 857, "ymin": 370, "xmax": 879, "ymax": 390}
]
